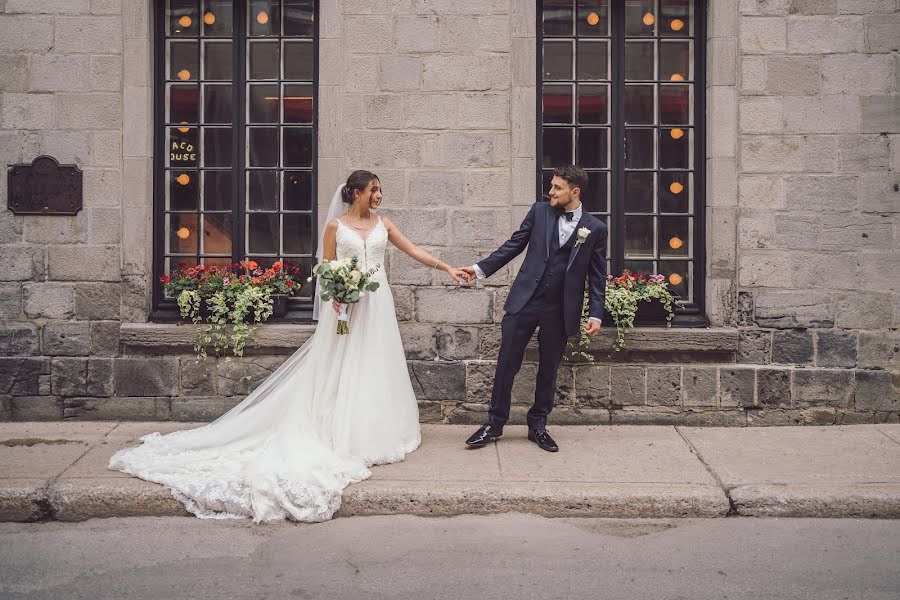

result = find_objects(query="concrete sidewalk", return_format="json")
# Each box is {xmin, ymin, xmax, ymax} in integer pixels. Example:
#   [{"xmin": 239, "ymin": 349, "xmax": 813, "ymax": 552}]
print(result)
[{"xmin": 1, "ymin": 422, "xmax": 899, "ymax": 522}]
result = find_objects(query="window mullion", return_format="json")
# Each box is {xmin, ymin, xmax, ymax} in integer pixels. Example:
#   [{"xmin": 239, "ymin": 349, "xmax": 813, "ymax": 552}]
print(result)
[
  {"xmin": 610, "ymin": 0, "xmax": 625, "ymax": 278},
  {"xmin": 233, "ymin": 2, "xmax": 247, "ymax": 263}
]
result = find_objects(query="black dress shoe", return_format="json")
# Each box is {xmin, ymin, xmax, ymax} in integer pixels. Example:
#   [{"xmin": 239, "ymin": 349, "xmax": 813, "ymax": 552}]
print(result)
[
  {"xmin": 528, "ymin": 428, "xmax": 559, "ymax": 452},
  {"xmin": 465, "ymin": 424, "xmax": 501, "ymax": 448}
]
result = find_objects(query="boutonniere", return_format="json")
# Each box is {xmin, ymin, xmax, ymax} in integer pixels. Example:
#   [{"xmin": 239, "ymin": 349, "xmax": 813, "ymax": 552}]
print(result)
[{"xmin": 575, "ymin": 227, "xmax": 590, "ymax": 246}]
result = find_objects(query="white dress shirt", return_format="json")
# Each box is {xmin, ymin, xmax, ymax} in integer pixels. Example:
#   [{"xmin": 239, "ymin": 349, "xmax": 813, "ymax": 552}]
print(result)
[{"xmin": 471, "ymin": 202, "xmax": 601, "ymax": 326}]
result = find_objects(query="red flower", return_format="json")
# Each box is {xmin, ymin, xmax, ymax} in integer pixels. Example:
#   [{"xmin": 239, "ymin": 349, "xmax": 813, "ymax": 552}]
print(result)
[
  {"xmin": 160, "ymin": 275, "xmax": 171, "ymax": 284},
  {"xmin": 285, "ymin": 280, "xmax": 294, "ymax": 287}
]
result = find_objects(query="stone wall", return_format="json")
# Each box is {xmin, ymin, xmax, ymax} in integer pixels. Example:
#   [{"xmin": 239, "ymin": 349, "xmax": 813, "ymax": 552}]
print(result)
[{"xmin": 0, "ymin": 0, "xmax": 897, "ymax": 424}]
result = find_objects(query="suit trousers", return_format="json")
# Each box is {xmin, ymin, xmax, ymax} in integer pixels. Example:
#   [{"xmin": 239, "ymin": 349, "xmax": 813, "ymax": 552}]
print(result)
[{"xmin": 488, "ymin": 294, "xmax": 570, "ymax": 432}]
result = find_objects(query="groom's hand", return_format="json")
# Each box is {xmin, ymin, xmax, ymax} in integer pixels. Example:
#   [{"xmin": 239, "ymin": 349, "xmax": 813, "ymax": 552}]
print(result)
[
  {"xmin": 584, "ymin": 319, "xmax": 601, "ymax": 336},
  {"xmin": 460, "ymin": 266, "xmax": 476, "ymax": 282}
]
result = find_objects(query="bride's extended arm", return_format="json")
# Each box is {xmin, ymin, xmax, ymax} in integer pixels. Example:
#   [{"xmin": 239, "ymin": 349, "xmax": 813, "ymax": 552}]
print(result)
[{"xmin": 382, "ymin": 216, "xmax": 468, "ymax": 284}]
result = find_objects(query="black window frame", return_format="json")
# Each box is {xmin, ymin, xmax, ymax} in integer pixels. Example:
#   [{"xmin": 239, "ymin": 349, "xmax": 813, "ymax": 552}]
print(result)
[
  {"xmin": 536, "ymin": 0, "xmax": 708, "ymax": 326},
  {"xmin": 151, "ymin": 0, "xmax": 320, "ymax": 321}
]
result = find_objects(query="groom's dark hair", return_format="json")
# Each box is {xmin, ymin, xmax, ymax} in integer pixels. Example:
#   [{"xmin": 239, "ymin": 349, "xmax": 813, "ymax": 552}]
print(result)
[{"xmin": 552, "ymin": 165, "xmax": 588, "ymax": 196}]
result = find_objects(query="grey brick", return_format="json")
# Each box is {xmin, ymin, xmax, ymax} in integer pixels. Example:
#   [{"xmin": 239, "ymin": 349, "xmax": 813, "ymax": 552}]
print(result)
[
  {"xmin": 610, "ymin": 366, "xmax": 646, "ymax": 406},
  {"xmin": 0, "ymin": 322, "xmax": 39, "ymax": 356},
  {"xmin": 399, "ymin": 323, "xmax": 438, "ymax": 360},
  {"xmin": 11, "ymin": 396, "xmax": 63, "ymax": 420},
  {"xmin": 855, "ymin": 370, "xmax": 899, "ymax": 412},
  {"xmin": 861, "ymin": 95, "xmax": 900, "ymax": 134},
  {"xmin": 115, "ymin": 358, "xmax": 179, "ymax": 397},
  {"xmin": 90, "ymin": 321, "xmax": 120, "ymax": 357},
  {"xmin": 0, "ymin": 246, "xmax": 44, "ymax": 281},
  {"xmin": 793, "ymin": 369, "xmax": 854, "ymax": 407},
  {"xmin": 773, "ymin": 329, "xmax": 815, "ymax": 365},
  {"xmin": 87, "ymin": 358, "xmax": 114, "ymax": 397},
  {"xmin": 757, "ymin": 368, "xmax": 791, "ymax": 408},
  {"xmin": 180, "ymin": 358, "xmax": 217, "ymax": 397},
  {"xmin": 23, "ymin": 283, "xmax": 75, "ymax": 319},
  {"xmin": 682, "ymin": 368, "xmax": 718, "ymax": 407},
  {"xmin": 74, "ymin": 283, "xmax": 121, "ymax": 320},
  {"xmin": 737, "ymin": 330, "xmax": 771, "ymax": 364},
  {"xmin": 858, "ymin": 331, "xmax": 900, "ymax": 369},
  {"xmin": 171, "ymin": 397, "xmax": 241, "ymax": 422},
  {"xmin": 0, "ymin": 357, "xmax": 47, "ymax": 395},
  {"xmin": 409, "ymin": 360, "xmax": 466, "ymax": 401},
  {"xmin": 50, "ymin": 357, "xmax": 88, "ymax": 396},
  {"xmin": 755, "ymin": 292, "xmax": 833, "ymax": 329},
  {"xmin": 0, "ymin": 283, "xmax": 22, "ymax": 319},
  {"xmin": 574, "ymin": 365, "xmax": 610, "ymax": 408},
  {"xmin": 511, "ymin": 362, "xmax": 573, "ymax": 406},
  {"xmin": 415, "ymin": 287, "xmax": 493, "ymax": 324},
  {"xmin": 436, "ymin": 325, "xmax": 480, "ymax": 360},
  {"xmin": 720, "ymin": 367, "xmax": 756, "ymax": 407},
  {"xmin": 816, "ymin": 331, "xmax": 857, "ymax": 368},
  {"xmin": 646, "ymin": 367, "xmax": 681, "ymax": 407},
  {"xmin": 216, "ymin": 356, "xmax": 285, "ymax": 396}
]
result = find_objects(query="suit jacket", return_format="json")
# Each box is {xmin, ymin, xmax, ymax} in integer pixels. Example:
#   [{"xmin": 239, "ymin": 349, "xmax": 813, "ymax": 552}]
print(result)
[{"xmin": 477, "ymin": 201, "xmax": 608, "ymax": 337}]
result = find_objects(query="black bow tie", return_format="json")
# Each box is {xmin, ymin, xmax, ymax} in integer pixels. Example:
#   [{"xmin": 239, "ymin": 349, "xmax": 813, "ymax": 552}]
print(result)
[{"xmin": 563, "ymin": 211, "xmax": 575, "ymax": 222}]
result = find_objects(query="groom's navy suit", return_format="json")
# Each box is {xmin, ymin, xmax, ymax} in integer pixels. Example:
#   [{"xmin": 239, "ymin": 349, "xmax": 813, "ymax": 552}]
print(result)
[{"xmin": 476, "ymin": 200, "xmax": 607, "ymax": 431}]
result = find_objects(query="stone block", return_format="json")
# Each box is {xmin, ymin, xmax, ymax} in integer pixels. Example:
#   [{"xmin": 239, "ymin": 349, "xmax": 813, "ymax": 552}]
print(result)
[
  {"xmin": 364, "ymin": 94, "xmax": 404, "ymax": 129},
  {"xmin": 783, "ymin": 96, "xmax": 861, "ymax": 134},
  {"xmin": 816, "ymin": 331, "xmax": 856, "ymax": 367},
  {"xmin": 783, "ymin": 175, "xmax": 858, "ymax": 212},
  {"xmin": 465, "ymin": 361, "xmax": 495, "ymax": 403},
  {"xmin": 707, "ymin": 87, "xmax": 737, "ymax": 159},
  {"xmin": 73, "ymin": 282, "xmax": 121, "ymax": 320},
  {"xmin": 857, "ymin": 331, "xmax": 900, "ymax": 369},
  {"xmin": 793, "ymin": 369, "xmax": 854, "ymax": 407},
  {"xmin": 573, "ymin": 365, "xmax": 610, "ymax": 407},
  {"xmin": 90, "ymin": 321, "xmax": 119, "ymax": 357},
  {"xmin": 860, "ymin": 96, "xmax": 900, "ymax": 134},
  {"xmin": 90, "ymin": 55, "xmax": 123, "ymax": 91},
  {"xmin": 396, "ymin": 15, "xmax": 440, "ymax": 52},
  {"xmin": 708, "ymin": 38, "xmax": 737, "ymax": 86},
  {"xmin": 393, "ymin": 285, "xmax": 414, "ymax": 321},
  {"xmin": 682, "ymin": 368, "xmax": 718, "ymax": 407},
  {"xmin": 834, "ymin": 292, "xmax": 893, "ymax": 329},
  {"xmin": 385, "ymin": 248, "xmax": 433, "ymax": 286},
  {"xmin": 399, "ymin": 322, "xmax": 438, "ymax": 360},
  {"xmin": 820, "ymin": 212, "xmax": 892, "ymax": 250},
  {"xmin": 23, "ymin": 213, "xmax": 86, "ymax": 245},
  {"xmin": 765, "ymin": 56, "xmax": 821, "ymax": 95},
  {"xmin": 402, "ymin": 93, "xmax": 458, "ymax": 129},
  {"xmin": 408, "ymin": 360, "xmax": 466, "ymax": 401},
  {"xmin": 739, "ymin": 175, "xmax": 784, "ymax": 210},
  {"xmin": 465, "ymin": 171, "xmax": 511, "ymax": 207},
  {"xmin": 63, "ymin": 397, "xmax": 168, "ymax": 420},
  {"xmin": 407, "ymin": 171, "xmax": 465, "ymax": 207},
  {"xmin": 739, "ymin": 0, "xmax": 790, "ymax": 15},
  {"xmin": 344, "ymin": 131, "xmax": 423, "ymax": 168},
  {"xmin": 179, "ymin": 358, "xmax": 217, "ymax": 396},
  {"xmin": 720, "ymin": 367, "xmax": 755, "ymax": 407},
  {"xmin": 344, "ymin": 15, "xmax": 394, "ymax": 54},
  {"xmin": 863, "ymin": 13, "xmax": 900, "ymax": 52},
  {"xmin": 511, "ymin": 37, "xmax": 535, "ymax": 88},
  {"xmin": 56, "ymin": 93, "xmax": 122, "ymax": 130},
  {"xmin": 737, "ymin": 330, "xmax": 771, "ymax": 364},
  {"xmin": 646, "ymin": 367, "xmax": 681, "ymax": 407},
  {"xmin": 6, "ymin": 0, "xmax": 90, "ymax": 13},
  {"xmin": 740, "ymin": 17, "xmax": 786, "ymax": 54},
  {"xmin": 740, "ymin": 57, "xmax": 766, "ymax": 94},
  {"xmin": 800, "ymin": 135, "xmax": 839, "ymax": 172},
  {"xmin": 739, "ymin": 97, "xmax": 783, "ymax": 134},
  {"xmin": 790, "ymin": 0, "xmax": 837, "ymax": 14},
  {"xmin": 422, "ymin": 54, "xmax": 509, "ymax": 92},
  {"xmin": 0, "ymin": 283, "xmax": 22, "ymax": 319},
  {"xmin": 29, "ymin": 55, "xmax": 90, "ymax": 92},
  {"xmin": 451, "ymin": 209, "xmax": 508, "ymax": 246},
  {"xmin": 738, "ymin": 253, "xmax": 791, "ymax": 287},
  {"xmin": 610, "ymin": 408, "xmax": 746, "ymax": 427},
  {"xmin": 772, "ymin": 329, "xmax": 814, "ymax": 365},
  {"xmin": 854, "ymin": 370, "xmax": 899, "ymax": 412},
  {"xmin": 51, "ymin": 358, "xmax": 88, "ymax": 396},
  {"xmin": 791, "ymin": 252, "xmax": 862, "ymax": 291},
  {"xmin": 436, "ymin": 325, "xmax": 480, "ymax": 360},
  {"xmin": 838, "ymin": 135, "xmax": 891, "ymax": 173},
  {"xmin": 55, "ymin": 16, "xmax": 123, "ymax": 53},
  {"xmin": 123, "ymin": 85, "xmax": 151, "ymax": 157},
  {"xmin": 439, "ymin": 16, "xmax": 479, "ymax": 52},
  {"xmin": 415, "ymin": 287, "xmax": 492, "ymax": 323},
  {"xmin": 48, "ymin": 245, "xmax": 120, "ymax": 282},
  {"xmin": 124, "ymin": 38, "xmax": 151, "ymax": 87},
  {"xmin": 92, "ymin": 0, "xmax": 122, "ymax": 14},
  {"xmin": 458, "ymin": 93, "xmax": 509, "ymax": 130},
  {"xmin": 115, "ymin": 358, "xmax": 179, "ymax": 397},
  {"xmin": 757, "ymin": 368, "xmax": 791, "ymax": 408},
  {"xmin": 23, "ymin": 283, "xmax": 75, "ymax": 319},
  {"xmin": 479, "ymin": 325, "xmax": 502, "ymax": 358},
  {"xmin": 0, "ymin": 17, "xmax": 53, "ymax": 52},
  {"xmin": 610, "ymin": 366, "xmax": 645, "ymax": 406},
  {"xmin": 0, "ymin": 54, "xmax": 28, "ymax": 92},
  {"xmin": 740, "ymin": 136, "xmax": 803, "ymax": 173},
  {"xmin": 378, "ymin": 56, "xmax": 420, "ymax": 92},
  {"xmin": 215, "ymin": 356, "xmax": 285, "ymax": 397},
  {"xmin": 0, "ymin": 93, "xmax": 55, "ymax": 130},
  {"xmin": 171, "ymin": 396, "xmax": 241, "ymax": 421},
  {"xmin": 858, "ymin": 252, "xmax": 900, "ymax": 294},
  {"xmin": 0, "ymin": 322, "xmax": 39, "ymax": 356},
  {"xmin": 87, "ymin": 358, "xmax": 114, "ymax": 397},
  {"xmin": 0, "ymin": 357, "xmax": 48, "ymax": 395},
  {"xmin": 443, "ymin": 132, "xmax": 510, "ymax": 168},
  {"xmin": 787, "ymin": 16, "xmax": 865, "ymax": 53},
  {"xmin": 823, "ymin": 54, "xmax": 892, "ymax": 95},
  {"xmin": 11, "ymin": 396, "xmax": 63, "ymax": 420},
  {"xmin": 42, "ymin": 322, "xmax": 91, "ymax": 357},
  {"xmin": 479, "ymin": 15, "xmax": 509, "ymax": 51}
]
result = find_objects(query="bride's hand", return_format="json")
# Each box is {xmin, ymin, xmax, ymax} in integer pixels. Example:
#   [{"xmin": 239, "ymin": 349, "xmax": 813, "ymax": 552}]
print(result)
[
  {"xmin": 332, "ymin": 299, "xmax": 341, "ymax": 314},
  {"xmin": 445, "ymin": 266, "xmax": 470, "ymax": 285}
]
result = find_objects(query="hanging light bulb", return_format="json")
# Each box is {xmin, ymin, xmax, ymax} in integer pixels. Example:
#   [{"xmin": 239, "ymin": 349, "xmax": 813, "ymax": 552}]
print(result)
[
  {"xmin": 587, "ymin": 12, "xmax": 600, "ymax": 26},
  {"xmin": 669, "ymin": 237, "xmax": 683, "ymax": 250},
  {"xmin": 176, "ymin": 227, "xmax": 191, "ymax": 240},
  {"xmin": 178, "ymin": 15, "xmax": 192, "ymax": 28},
  {"xmin": 669, "ymin": 182, "xmax": 684, "ymax": 194},
  {"xmin": 176, "ymin": 173, "xmax": 190, "ymax": 185},
  {"xmin": 670, "ymin": 73, "xmax": 685, "ymax": 81},
  {"xmin": 642, "ymin": 12, "xmax": 655, "ymax": 26},
  {"xmin": 668, "ymin": 273, "xmax": 683, "ymax": 286},
  {"xmin": 177, "ymin": 122, "xmax": 190, "ymax": 133},
  {"xmin": 671, "ymin": 18, "xmax": 685, "ymax": 31},
  {"xmin": 177, "ymin": 69, "xmax": 191, "ymax": 81},
  {"xmin": 257, "ymin": 10, "xmax": 269, "ymax": 24},
  {"xmin": 204, "ymin": 11, "xmax": 216, "ymax": 25},
  {"xmin": 670, "ymin": 128, "xmax": 684, "ymax": 140}
]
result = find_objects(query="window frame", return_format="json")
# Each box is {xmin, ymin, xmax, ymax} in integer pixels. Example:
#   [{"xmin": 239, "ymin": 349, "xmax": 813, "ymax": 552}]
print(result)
[
  {"xmin": 151, "ymin": 1, "xmax": 320, "ymax": 321},
  {"xmin": 536, "ymin": 1, "xmax": 708, "ymax": 325}
]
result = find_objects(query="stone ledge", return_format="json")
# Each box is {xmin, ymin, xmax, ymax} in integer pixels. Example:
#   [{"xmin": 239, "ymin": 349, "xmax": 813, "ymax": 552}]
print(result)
[
  {"xmin": 580, "ymin": 327, "xmax": 739, "ymax": 353},
  {"xmin": 120, "ymin": 322, "xmax": 317, "ymax": 353}
]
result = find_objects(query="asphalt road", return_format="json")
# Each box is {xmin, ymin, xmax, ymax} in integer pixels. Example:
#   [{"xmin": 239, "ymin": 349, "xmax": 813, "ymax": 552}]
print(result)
[{"xmin": 1, "ymin": 515, "xmax": 898, "ymax": 600}]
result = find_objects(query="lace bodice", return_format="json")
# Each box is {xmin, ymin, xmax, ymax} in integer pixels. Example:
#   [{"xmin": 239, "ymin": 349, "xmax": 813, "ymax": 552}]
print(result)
[{"xmin": 335, "ymin": 216, "xmax": 388, "ymax": 276}]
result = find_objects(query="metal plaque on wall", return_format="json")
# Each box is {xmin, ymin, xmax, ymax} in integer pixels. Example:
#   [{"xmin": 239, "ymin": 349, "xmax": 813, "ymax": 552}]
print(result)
[{"xmin": 7, "ymin": 155, "xmax": 83, "ymax": 216}]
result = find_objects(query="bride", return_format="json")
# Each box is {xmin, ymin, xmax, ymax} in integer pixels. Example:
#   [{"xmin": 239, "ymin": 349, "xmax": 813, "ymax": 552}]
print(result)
[{"xmin": 109, "ymin": 170, "xmax": 469, "ymax": 523}]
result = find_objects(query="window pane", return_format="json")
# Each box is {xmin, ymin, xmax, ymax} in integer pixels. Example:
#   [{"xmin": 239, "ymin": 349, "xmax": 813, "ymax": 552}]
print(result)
[
  {"xmin": 624, "ymin": 0, "xmax": 656, "ymax": 36},
  {"xmin": 577, "ymin": 84, "xmax": 608, "ymax": 124},
  {"xmin": 576, "ymin": 128, "xmax": 607, "ymax": 169},
  {"xmin": 659, "ymin": 172, "xmax": 691, "ymax": 213},
  {"xmin": 542, "ymin": 127, "xmax": 573, "ymax": 168},
  {"xmin": 659, "ymin": 84, "xmax": 692, "ymax": 124},
  {"xmin": 659, "ymin": 127, "xmax": 691, "ymax": 169},
  {"xmin": 576, "ymin": 0, "xmax": 609, "ymax": 37},
  {"xmin": 624, "ymin": 171, "xmax": 654, "ymax": 213},
  {"xmin": 248, "ymin": 127, "xmax": 278, "ymax": 167},
  {"xmin": 283, "ymin": 127, "xmax": 313, "ymax": 167},
  {"xmin": 583, "ymin": 171, "xmax": 608, "ymax": 213},
  {"xmin": 284, "ymin": 40, "xmax": 314, "ymax": 80},
  {"xmin": 624, "ymin": 128, "xmax": 655, "ymax": 169},
  {"xmin": 203, "ymin": 213, "xmax": 233, "ymax": 254},
  {"xmin": 169, "ymin": 213, "xmax": 199, "ymax": 253},
  {"xmin": 577, "ymin": 40, "xmax": 608, "ymax": 80},
  {"xmin": 249, "ymin": 41, "xmax": 279, "ymax": 79},
  {"xmin": 284, "ymin": 0, "xmax": 315, "ymax": 36},
  {"xmin": 625, "ymin": 215, "xmax": 654, "ymax": 257},
  {"xmin": 202, "ymin": 0, "xmax": 233, "ymax": 37},
  {"xmin": 543, "ymin": 84, "xmax": 573, "ymax": 124},
  {"xmin": 660, "ymin": 0, "xmax": 692, "ymax": 37},
  {"xmin": 624, "ymin": 259, "xmax": 654, "ymax": 276},
  {"xmin": 247, "ymin": 170, "xmax": 278, "ymax": 211},
  {"xmin": 203, "ymin": 84, "xmax": 233, "ymax": 123},
  {"xmin": 659, "ymin": 217, "xmax": 690, "ymax": 258},
  {"xmin": 543, "ymin": 40, "xmax": 573, "ymax": 80},
  {"xmin": 203, "ymin": 127, "xmax": 232, "ymax": 167},
  {"xmin": 167, "ymin": 127, "xmax": 199, "ymax": 168},
  {"xmin": 203, "ymin": 171, "xmax": 232, "ymax": 210},
  {"xmin": 284, "ymin": 83, "xmax": 313, "ymax": 124},
  {"xmin": 248, "ymin": 213, "xmax": 279, "ymax": 254},
  {"xmin": 624, "ymin": 41, "xmax": 654, "ymax": 81},
  {"xmin": 168, "ymin": 170, "xmax": 199, "ymax": 210},
  {"xmin": 543, "ymin": 0, "xmax": 574, "ymax": 36},
  {"xmin": 624, "ymin": 84, "xmax": 655, "ymax": 124},
  {"xmin": 248, "ymin": 83, "xmax": 280, "ymax": 123},
  {"xmin": 659, "ymin": 260, "xmax": 690, "ymax": 300},
  {"xmin": 203, "ymin": 40, "xmax": 232, "ymax": 80},
  {"xmin": 660, "ymin": 41, "xmax": 692, "ymax": 81},
  {"xmin": 168, "ymin": 84, "xmax": 199, "ymax": 122},
  {"xmin": 169, "ymin": 41, "xmax": 198, "ymax": 81},
  {"xmin": 249, "ymin": 0, "xmax": 280, "ymax": 37},
  {"xmin": 283, "ymin": 214, "xmax": 313, "ymax": 254},
  {"xmin": 284, "ymin": 171, "xmax": 313, "ymax": 211},
  {"xmin": 168, "ymin": 0, "xmax": 198, "ymax": 37}
]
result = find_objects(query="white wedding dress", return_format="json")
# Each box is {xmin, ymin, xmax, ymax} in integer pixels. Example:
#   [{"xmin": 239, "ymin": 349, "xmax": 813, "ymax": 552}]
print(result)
[{"xmin": 109, "ymin": 216, "xmax": 421, "ymax": 522}]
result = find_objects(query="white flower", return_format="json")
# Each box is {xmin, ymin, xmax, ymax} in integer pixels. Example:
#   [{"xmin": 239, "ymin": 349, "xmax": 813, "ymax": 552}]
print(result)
[
  {"xmin": 576, "ymin": 227, "xmax": 591, "ymax": 245},
  {"xmin": 306, "ymin": 276, "xmax": 313, "ymax": 282}
]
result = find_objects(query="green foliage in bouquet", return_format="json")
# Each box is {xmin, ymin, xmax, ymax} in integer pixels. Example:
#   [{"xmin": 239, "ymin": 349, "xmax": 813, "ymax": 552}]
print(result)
[{"xmin": 312, "ymin": 256, "xmax": 381, "ymax": 334}]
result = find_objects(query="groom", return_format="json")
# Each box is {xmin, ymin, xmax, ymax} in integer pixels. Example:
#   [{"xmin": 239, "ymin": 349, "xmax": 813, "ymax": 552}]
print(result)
[{"xmin": 462, "ymin": 165, "xmax": 607, "ymax": 452}]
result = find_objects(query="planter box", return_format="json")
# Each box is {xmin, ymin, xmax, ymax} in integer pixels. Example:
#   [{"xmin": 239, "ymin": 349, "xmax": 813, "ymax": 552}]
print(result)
[
  {"xmin": 632, "ymin": 297, "xmax": 672, "ymax": 326},
  {"xmin": 195, "ymin": 293, "xmax": 290, "ymax": 322}
]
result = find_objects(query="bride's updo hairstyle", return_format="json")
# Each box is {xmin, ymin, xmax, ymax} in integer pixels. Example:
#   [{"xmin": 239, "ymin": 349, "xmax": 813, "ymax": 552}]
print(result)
[{"xmin": 341, "ymin": 170, "xmax": 380, "ymax": 204}]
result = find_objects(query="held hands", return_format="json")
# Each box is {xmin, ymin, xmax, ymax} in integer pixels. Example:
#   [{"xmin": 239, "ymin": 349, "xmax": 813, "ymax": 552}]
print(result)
[{"xmin": 445, "ymin": 265, "xmax": 473, "ymax": 284}]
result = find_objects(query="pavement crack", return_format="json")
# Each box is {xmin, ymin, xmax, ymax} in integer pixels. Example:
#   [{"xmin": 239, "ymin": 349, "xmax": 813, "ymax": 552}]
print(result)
[
  {"xmin": 874, "ymin": 426, "xmax": 900, "ymax": 447},
  {"xmin": 674, "ymin": 426, "xmax": 737, "ymax": 517}
]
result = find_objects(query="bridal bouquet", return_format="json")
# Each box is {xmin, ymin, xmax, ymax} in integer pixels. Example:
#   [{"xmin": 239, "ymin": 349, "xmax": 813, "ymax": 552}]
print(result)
[{"xmin": 311, "ymin": 256, "xmax": 381, "ymax": 334}]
